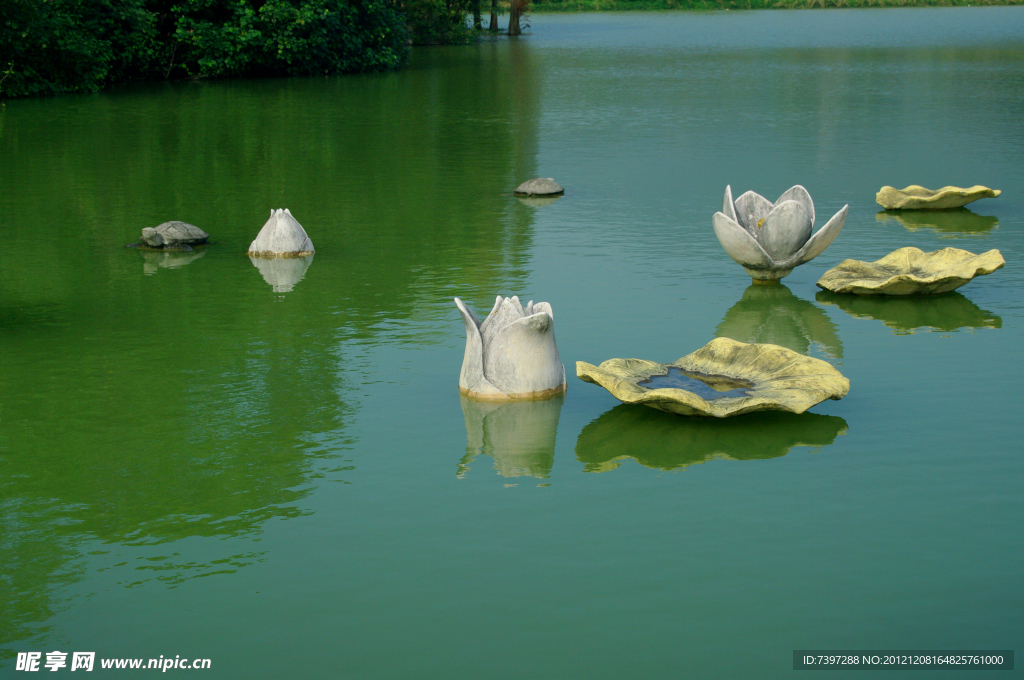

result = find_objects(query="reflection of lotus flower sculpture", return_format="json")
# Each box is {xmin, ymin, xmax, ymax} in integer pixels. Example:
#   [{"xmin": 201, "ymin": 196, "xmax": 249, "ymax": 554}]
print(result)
[
  {"xmin": 458, "ymin": 393, "xmax": 564, "ymax": 479},
  {"xmin": 713, "ymin": 185, "xmax": 848, "ymax": 282},
  {"xmin": 455, "ymin": 296, "xmax": 567, "ymax": 400},
  {"xmin": 249, "ymin": 254, "xmax": 313, "ymax": 293},
  {"xmin": 577, "ymin": 338, "xmax": 849, "ymax": 418},
  {"xmin": 716, "ymin": 284, "xmax": 842, "ymax": 359},
  {"xmin": 575, "ymin": 404, "xmax": 848, "ymax": 473},
  {"xmin": 817, "ymin": 247, "xmax": 1004, "ymax": 295},
  {"xmin": 815, "ymin": 290, "xmax": 1002, "ymax": 335}
]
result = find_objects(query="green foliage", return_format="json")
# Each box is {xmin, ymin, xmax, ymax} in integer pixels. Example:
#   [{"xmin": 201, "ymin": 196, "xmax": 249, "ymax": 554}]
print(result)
[
  {"xmin": 401, "ymin": 0, "xmax": 473, "ymax": 45},
  {"xmin": 0, "ymin": 0, "xmax": 410, "ymax": 98},
  {"xmin": 169, "ymin": 0, "xmax": 410, "ymax": 78},
  {"xmin": 0, "ymin": 0, "xmax": 160, "ymax": 96}
]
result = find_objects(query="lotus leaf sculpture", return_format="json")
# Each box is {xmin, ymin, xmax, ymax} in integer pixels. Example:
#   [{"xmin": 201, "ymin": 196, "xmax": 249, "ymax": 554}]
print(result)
[
  {"xmin": 876, "ymin": 185, "xmax": 1000, "ymax": 210},
  {"xmin": 455, "ymin": 295, "xmax": 567, "ymax": 400},
  {"xmin": 712, "ymin": 185, "xmax": 848, "ymax": 282},
  {"xmin": 816, "ymin": 247, "xmax": 1005, "ymax": 295},
  {"xmin": 576, "ymin": 337, "xmax": 849, "ymax": 418}
]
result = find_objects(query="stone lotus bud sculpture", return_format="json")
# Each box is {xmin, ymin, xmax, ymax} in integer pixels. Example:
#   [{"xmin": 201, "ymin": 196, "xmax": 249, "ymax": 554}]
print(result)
[
  {"xmin": 248, "ymin": 209, "xmax": 314, "ymax": 257},
  {"xmin": 454, "ymin": 295, "xmax": 567, "ymax": 400},
  {"xmin": 712, "ymin": 185, "xmax": 848, "ymax": 282}
]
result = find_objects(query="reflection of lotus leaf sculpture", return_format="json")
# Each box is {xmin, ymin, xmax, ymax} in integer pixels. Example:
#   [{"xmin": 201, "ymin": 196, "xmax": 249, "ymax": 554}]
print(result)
[
  {"xmin": 514, "ymin": 177, "xmax": 564, "ymax": 196},
  {"xmin": 140, "ymin": 247, "xmax": 207, "ymax": 275},
  {"xmin": 716, "ymin": 284, "xmax": 842, "ymax": 359},
  {"xmin": 815, "ymin": 290, "xmax": 1001, "ymax": 334},
  {"xmin": 576, "ymin": 338, "xmax": 849, "ymax": 418},
  {"xmin": 455, "ymin": 295, "xmax": 567, "ymax": 400},
  {"xmin": 875, "ymin": 209, "xmax": 998, "ymax": 236},
  {"xmin": 712, "ymin": 185, "xmax": 848, "ymax": 281},
  {"xmin": 575, "ymin": 404, "xmax": 848, "ymax": 473},
  {"xmin": 817, "ymin": 247, "xmax": 1005, "ymax": 295},
  {"xmin": 248, "ymin": 208, "xmax": 314, "ymax": 257},
  {"xmin": 249, "ymin": 254, "xmax": 313, "ymax": 293},
  {"xmin": 458, "ymin": 393, "xmax": 564, "ymax": 479},
  {"xmin": 876, "ymin": 185, "xmax": 1000, "ymax": 210}
]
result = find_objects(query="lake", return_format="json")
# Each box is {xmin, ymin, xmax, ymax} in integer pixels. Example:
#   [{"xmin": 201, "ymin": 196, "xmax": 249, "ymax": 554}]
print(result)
[{"xmin": 1, "ymin": 8, "xmax": 1022, "ymax": 678}]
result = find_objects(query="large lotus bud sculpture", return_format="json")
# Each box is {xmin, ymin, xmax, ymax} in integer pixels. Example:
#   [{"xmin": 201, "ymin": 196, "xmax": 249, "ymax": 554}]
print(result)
[
  {"xmin": 454, "ymin": 295, "xmax": 567, "ymax": 400},
  {"xmin": 712, "ymin": 185, "xmax": 848, "ymax": 282}
]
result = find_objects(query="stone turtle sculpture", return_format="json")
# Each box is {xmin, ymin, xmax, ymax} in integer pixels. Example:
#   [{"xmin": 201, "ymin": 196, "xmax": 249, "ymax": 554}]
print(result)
[
  {"xmin": 514, "ymin": 178, "xmax": 564, "ymax": 196},
  {"xmin": 137, "ymin": 221, "xmax": 209, "ymax": 250}
]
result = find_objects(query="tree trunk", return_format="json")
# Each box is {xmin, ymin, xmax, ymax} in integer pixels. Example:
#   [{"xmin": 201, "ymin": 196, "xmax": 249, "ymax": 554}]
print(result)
[
  {"xmin": 507, "ymin": 0, "xmax": 520, "ymax": 36},
  {"xmin": 473, "ymin": 0, "xmax": 482, "ymax": 30},
  {"xmin": 488, "ymin": 0, "xmax": 498, "ymax": 32}
]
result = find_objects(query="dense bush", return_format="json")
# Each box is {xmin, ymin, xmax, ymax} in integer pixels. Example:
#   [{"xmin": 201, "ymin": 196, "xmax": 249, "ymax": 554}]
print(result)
[{"xmin": 0, "ymin": 0, "xmax": 412, "ymax": 98}]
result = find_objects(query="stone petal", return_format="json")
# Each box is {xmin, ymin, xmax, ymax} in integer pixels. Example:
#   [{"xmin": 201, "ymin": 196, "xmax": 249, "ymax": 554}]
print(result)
[
  {"xmin": 775, "ymin": 185, "xmax": 815, "ymax": 228},
  {"xmin": 722, "ymin": 185, "xmax": 738, "ymax": 224},
  {"xmin": 713, "ymin": 212, "xmax": 775, "ymax": 268},
  {"xmin": 484, "ymin": 312, "xmax": 566, "ymax": 398},
  {"xmin": 455, "ymin": 298, "xmax": 503, "ymax": 397},
  {"xmin": 480, "ymin": 296, "xmax": 526, "ymax": 349},
  {"xmin": 756, "ymin": 200, "xmax": 813, "ymax": 262},
  {"xmin": 785, "ymin": 205, "xmax": 848, "ymax": 267},
  {"xmin": 733, "ymin": 191, "xmax": 774, "ymax": 233}
]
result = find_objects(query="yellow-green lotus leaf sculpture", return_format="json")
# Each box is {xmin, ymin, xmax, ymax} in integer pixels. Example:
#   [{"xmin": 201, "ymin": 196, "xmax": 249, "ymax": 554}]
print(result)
[
  {"xmin": 576, "ymin": 337, "xmax": 849, "ymax": 418},
  {"xmin": 876, "ymin": 185, "xmax": 1000, "ymax": 210},
  {"xmin": 817, "ymin": 247, "xmax": 1004, "ymax": 295}
]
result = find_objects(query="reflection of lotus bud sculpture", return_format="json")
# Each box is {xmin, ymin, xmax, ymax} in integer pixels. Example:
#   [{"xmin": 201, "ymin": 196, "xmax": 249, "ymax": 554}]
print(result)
[
  {"xmin": 713, "ymin": 185, "xmax": 848, "ymax": 282},
  {"xmin": 454, "ymin": 296, "xmax": 567, "ymax": 400}
]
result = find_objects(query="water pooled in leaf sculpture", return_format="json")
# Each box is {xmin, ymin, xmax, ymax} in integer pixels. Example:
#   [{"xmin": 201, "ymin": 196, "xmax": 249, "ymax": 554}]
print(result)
[
  {"xmin": 454, "ymin": 296, "xmax": 567, "ymax": 400},
  {"xmin": 712, "ymin": 185, "xmax": 848, "ymax": 282}
]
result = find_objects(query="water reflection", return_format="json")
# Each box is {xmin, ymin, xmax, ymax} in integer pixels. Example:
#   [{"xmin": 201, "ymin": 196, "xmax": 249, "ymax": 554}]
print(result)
[
  {"xmin": 575, "ymin": 405, "xmax": 848, "ymax": 473},
  {"xmin": 815, "ymin": 290, "xmax": 1002, "ymax": 334},
  {"xmin": 140, "ymin": 247, "xmax": 207, "ymax": 275},
  {"xmin": 716, "ymin": 284, "xmax": 842, "ymax": 359},
  {"xmin": 515, "ymin": 195, "xmax": 562, "ymax": 208},
  {"xmin": 249, "ymin": 254, "xmax": 314, "ymax": 292},
  {"xmin": 875, "ymin": 209, "xmax": 999, "ymax": 237},
  {"xmin": 458, "ymin": 393, "xmax": 564, "ymax": 479}
]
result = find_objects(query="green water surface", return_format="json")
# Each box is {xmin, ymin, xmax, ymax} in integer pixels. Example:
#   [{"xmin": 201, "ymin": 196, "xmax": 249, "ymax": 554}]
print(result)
[{"xmin": 2, "ymin": 8, "xmax": 1023, "ymax": 678}]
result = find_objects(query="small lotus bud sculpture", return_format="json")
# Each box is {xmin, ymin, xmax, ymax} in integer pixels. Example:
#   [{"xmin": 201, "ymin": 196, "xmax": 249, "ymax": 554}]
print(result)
[
  {"xmin": 712, "ymin": 185, "xmax": 848, "ymax": 282},
  {"xmin": 248, "ymin": 209, "xmax": 314, "ymax": 257},
  {"xmin": 454, "ymin": 295, "xmax": 567, "ymax": 400}
]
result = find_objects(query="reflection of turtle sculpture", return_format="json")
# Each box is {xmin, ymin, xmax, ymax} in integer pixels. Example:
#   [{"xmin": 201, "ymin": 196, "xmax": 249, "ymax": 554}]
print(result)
[{"xmin": 131, "ymin": 221, "xmax": 210, "ymax": 251}]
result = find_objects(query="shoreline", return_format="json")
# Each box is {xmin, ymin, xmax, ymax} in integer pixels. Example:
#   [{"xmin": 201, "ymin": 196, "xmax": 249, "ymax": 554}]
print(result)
[{"xmin": 530, "ymin": 0, "xmax": 1018, "ymax": 11}]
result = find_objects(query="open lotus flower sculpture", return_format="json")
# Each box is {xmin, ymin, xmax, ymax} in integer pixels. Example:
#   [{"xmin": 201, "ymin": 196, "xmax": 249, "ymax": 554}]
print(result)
[
  {"xmin": 713, "ymin": 185, "xmax": 848, "ymax": 282},
  {"xmin": 455, "ymin": 295, "xmax": 567, "ymax": 400}
]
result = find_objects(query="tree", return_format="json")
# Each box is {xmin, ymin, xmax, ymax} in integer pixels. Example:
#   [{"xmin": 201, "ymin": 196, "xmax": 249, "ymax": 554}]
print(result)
[{"xmin": 508, "ymin": 0, "xmax": 528, "ymax": 35}]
